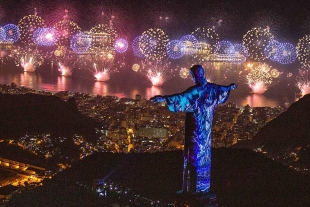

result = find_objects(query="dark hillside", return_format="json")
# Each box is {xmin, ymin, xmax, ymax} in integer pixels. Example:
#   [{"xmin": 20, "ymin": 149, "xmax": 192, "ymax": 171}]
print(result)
[
  {"xmin": 252, "ymin": 94, "xmax": 310, "ymax": 148},
  {"xmin": 0, "ymin": 93, "xmax": 100, "ymax": 140},
  {"xmin": 8, "ymin": 148, "xmax": 310, "ymax": 207}
]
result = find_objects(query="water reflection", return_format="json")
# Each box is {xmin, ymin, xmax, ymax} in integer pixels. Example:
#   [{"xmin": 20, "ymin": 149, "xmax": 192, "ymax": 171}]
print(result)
[
  {"xmin": 240, "ymin": 94, "xmax": 290, "ymax": 108},
  {"xmin": 145, "ymin": 86, "xmax": 162, "ymax": 100},
  {"xmin": 20, "ymin": 72, "xmax": 37, "ymax": 88},
  {"xmin": 93, "ymin": 81, "xmax": 109, "ymax": 96},
  {"xmin": 0, "ymin": 70, "xmax": 298, "ymax": 107}
]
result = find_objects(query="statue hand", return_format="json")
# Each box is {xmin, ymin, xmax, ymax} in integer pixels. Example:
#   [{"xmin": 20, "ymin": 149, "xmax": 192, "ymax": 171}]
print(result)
[
  {"xmin": 150, "ymin": 95, "xmax": 166, "ymax": 103},
  {"xmin": 229, "ymin": 83, "xmax": 238, "ymax": 90}
]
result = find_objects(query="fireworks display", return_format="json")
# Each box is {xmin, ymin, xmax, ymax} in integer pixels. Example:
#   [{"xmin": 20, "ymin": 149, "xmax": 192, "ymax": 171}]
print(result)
[
  {"xmin": 18, "ymin": 14, "xmax": 45, "ymax": 45},
  {"xmin": 296, "ymin": 35, "xmax": 310, "ymax": 68},
  {"xmin": 132, "ymin": 63, "xmax": 140, "ymax": 72},
  {"xmin": 243, "ymin": 27, "xmax": 274, "ymax": 61},
  {"xmin": 15, "ymin": 47, "xmax": 44, "ymax": 72},
  {"xmin": 214, "ymin": 40, "xmax": 235, "ymax": 55},
  {"xmin": 92, "ymin": 53, "xmax": 117, "ymax": 82},
  {"xmin": 114, "ymin": 38, "xmax": 128, "ymax": 53},
  {"xmin": 59, "ymin": 62, "xmax": 73, "ymax": 76},
  {"xmin": 180, "ymin": 34, "xmax": 198, "ymax": 56},
  {"xmin": 3, "ymin": 24, "xmax": 20, "ymax": 43},
  {"xmin": 70, "ymin": 32, "xmax": 91, "ymax": 53},
  {"xmin": 132, "ymin": 36, "xmax": 146, "ymax": 58},
  {"xmin": 0, "ymin": 27, "xmax": 6, "ymax": 42},
  {"xmin": 275, "ymin": 42, "xmax": 297, "ymax": 64},
  {"xmin": 89, "ymin": 0, "xmax": 131, "ymax": 36},
  {"xmin": 264, "ymin": 40, "xmax": 280, "ymax": 61},
  {"xmin": 246, "ymin": 62, "xmax": 277, "ymax": 94},
  {"xmin": 140, "ymin": 58, "xmax": 175, "ymax": 86},
  {"xmin": 233, "ymin": 43, "xmax": 249, "ymax": 58},
  {"xmin": 53, "ymin": 19, "xmax": 81, "ymax": 47},
  {"xmin": 89, "ymin": 24, "xmax": 118, "ymax": 51},
  {"xmin": 250, "ymin": 10, "xmax": 290, "ymax": 39},
  {"xmin": 0, "ymin": 1, "xmax": 309, "ymax": 101},
  {"xmin": 192, "ymin": 27, "xmax": 219, "ymax": 52},
  {"xmin": 139, "ymin": 28, "xmax": 169, "ymax": 60},
  {"xmin": 179, "ymin": 67, "xmax": 190, "ymax": 79},
  {"xmin": 33, "ymin": 27, "xmax": 59, "ymax": 46},
  {"xmin": 166, "ymin": 40, "xmax": 184, "ymax": 59},
  {"xmin": 296, "ymin": 68, "xmax": 310, "ymax": 96},
  {"xmin": 189, "ymin": 27, "xmax": 220, "ymax": 63}
]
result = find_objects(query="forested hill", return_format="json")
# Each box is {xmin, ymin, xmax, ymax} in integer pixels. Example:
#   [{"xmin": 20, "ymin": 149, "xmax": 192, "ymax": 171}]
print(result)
[{"xmin": 0, "ymin": 93, "xmax": 100, "ymax": 140}]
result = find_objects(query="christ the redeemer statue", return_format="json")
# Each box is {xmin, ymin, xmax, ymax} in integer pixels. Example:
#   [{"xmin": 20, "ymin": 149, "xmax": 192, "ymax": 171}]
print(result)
[{"xmin": 150, "ymin": 65, "xmax": 237, "ymax": 194}]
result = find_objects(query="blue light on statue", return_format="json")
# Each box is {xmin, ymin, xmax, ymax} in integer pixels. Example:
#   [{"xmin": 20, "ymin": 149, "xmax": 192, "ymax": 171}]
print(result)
[
  {"xmin": 3, "ymin": 24, "xmax": 20, "ymax": 43},
  {"xmin": 150, "ymin": 65, "xmax": 237, "ymax": 194}
]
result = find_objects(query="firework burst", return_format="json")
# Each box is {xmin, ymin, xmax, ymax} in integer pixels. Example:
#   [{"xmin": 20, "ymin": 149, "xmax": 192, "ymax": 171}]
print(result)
[
  {"xmin": 47, "ymin": 0, "xmax": 80, "ymax": 26},
  {"xmin": 296, "ymin": 68, "xmax": 310, "ymax": 96},
  {"xmin": 3, "ymin": 24, "xmax": 20, "ymax": 43},
  {"xmin": 180, "ymin": 34, "xmax": 198, "ymax": 56},
  {"xmin": 139, "ymin": 28, "xmax": 169, "ymax": 60},
  {"xmin": 89, "ymin": 0, "xmax": 131, "ymax": 36},
  {"xmin": 89, "ymin": 24, "xmax": 118, "ymax": 53},
  {"xmin": 243, "ymin": 27, "xmax": 274, "ymax": 61},
  {"xmin": 18, "ymin": 14, "xmax": 45, "ymax": 46},
  {"xmin": 53, "ymin": 19, "xmax": 81, "ymax": 47},
  {"xmin": 92, "ymin": 53, "xmax": 118, "ymax": 81},
  {"xmin": 245, "ymin": 62, "xmax": 276, "ymax": 94},
  {"xmin": 114, "ymin": 38, "xmax": 128, "ymax": 53},
  {"xmin": 140, "ymin": 58, "xmax": 175, "ymax": 86},
  {"xmin": 276, "ymin": 42, "xmax": 297, "ymax": 64},
  {"xmin": 166, "ymin": 39, "xmax": 184, "ymax": 59},
  {"xmin": 250, "ymin": 10, "xmax": 290, "ymax": 39},
  {"xmin": 190, "ymin": 27, "xmax": 219, "ymax": 62},
  {"xmin": 179, "ymin": 67, "xmax": 190, "ymax": 79},
  {"xmin": 58, "ymin": 53, "xmax": 77, "ymax": 76},
  {"xmin": 296, "ymin": 35, "xmax": 310, "ymax": 67},
  {"xmin": 14, "ymin": 47, "xmax": 44, "ymax": 72},
  {"xmin": 70, "ymin": 32, "xmax": 92, "ymax": 54},
  {"xmin": 33, "ymin": 27, "xmax": 59, "ymax": 46}
]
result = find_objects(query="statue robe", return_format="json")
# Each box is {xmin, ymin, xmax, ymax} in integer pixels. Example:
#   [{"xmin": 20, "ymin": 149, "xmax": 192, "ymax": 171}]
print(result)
[{"xmin": 165, "ymin": 82, "xmax": 231, "ymax": 193}]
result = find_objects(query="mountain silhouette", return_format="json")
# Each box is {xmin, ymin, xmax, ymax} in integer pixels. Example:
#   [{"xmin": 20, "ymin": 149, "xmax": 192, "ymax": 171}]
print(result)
[
  {"xmin": 0, "ymin": 93, "xmax": 100, "ymax": 140},
  {"xmin": 252, "ymin": 94, "xmax": 310, "ymax": 147},
  {"xmin": 7, "ymin": 149, "xmax": 310, "ymax": 207}
]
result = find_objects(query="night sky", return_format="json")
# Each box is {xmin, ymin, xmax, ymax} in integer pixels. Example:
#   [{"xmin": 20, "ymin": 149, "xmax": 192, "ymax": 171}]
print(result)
[{"xmin": 0, "ymin": 0, "xmax": 309, "ymax": 42}]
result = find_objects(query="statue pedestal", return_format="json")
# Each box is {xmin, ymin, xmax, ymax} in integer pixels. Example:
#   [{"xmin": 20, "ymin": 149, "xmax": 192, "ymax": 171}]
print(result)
[{"xmin": 174, "ymin": 191, "xmax": 218, "ymax": 207}]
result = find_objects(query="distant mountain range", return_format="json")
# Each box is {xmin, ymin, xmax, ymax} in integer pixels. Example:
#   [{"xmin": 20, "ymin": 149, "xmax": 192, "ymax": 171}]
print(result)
[{"xmin": 0, "ymin": 93, "xmax": 100, "ymax": 140}]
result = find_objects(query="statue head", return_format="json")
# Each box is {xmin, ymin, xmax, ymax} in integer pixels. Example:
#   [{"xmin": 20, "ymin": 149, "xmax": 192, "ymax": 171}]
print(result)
[{"xmin": 190, "ymin": 65, "xmax": 207, "ymax": 85}]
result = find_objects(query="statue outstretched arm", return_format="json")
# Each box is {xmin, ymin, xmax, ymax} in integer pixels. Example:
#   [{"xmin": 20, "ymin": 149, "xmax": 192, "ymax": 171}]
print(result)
[
  {"xmin": 221, "ymin": 83, "xmax": 238, "ymax": 91},
  {"xmin": 150, "ymin": 95, "xmax": 166, "ymax": 103}
]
